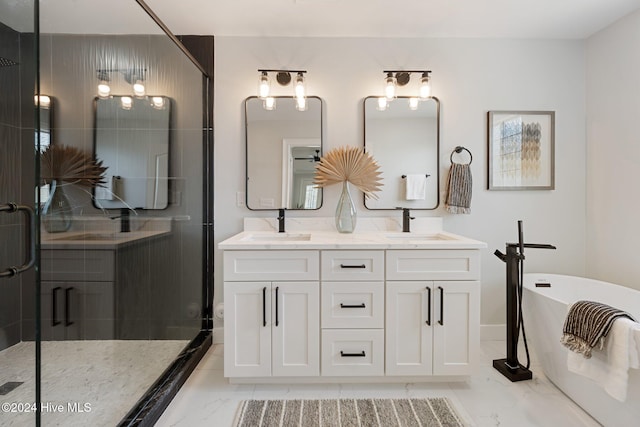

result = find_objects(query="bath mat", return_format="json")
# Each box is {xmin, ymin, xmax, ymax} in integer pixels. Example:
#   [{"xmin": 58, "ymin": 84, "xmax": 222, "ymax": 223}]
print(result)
[{"xmin": 233, "ymin": 397, "xmax": 466, "ymax": 427}]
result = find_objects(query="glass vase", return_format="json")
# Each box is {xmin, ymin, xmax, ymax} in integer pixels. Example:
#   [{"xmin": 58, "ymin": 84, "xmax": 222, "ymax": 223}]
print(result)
[
  {"xmin": 42, "ymin": 180, "xmax": 72, "ymax": 233},
  {"xmin": 335, "ymin": 181, "xmax": 357, "ymax": 233}
]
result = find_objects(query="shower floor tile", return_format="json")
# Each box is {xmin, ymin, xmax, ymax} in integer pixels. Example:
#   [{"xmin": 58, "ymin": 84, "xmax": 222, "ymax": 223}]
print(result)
[{"xmin": 0, "ymin": 340, "xmax": 188, "ymax": 427}]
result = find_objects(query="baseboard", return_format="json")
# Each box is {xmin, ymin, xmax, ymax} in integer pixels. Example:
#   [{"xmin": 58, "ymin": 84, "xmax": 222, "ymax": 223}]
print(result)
[
  {"xmin": 481, "ymin": 324, "xmax": 506, "ymax": 341},
  {"xmin": 212, "ymin": 327, "xmax": 224, "ymax": 344}
]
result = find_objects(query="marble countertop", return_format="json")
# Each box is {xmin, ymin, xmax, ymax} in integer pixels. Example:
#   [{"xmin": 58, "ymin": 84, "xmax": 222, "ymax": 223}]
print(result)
[
  {"xmin": 219, "ymin": 217, "xmax": 486, "ymax": 250},
  {"xmin": 41, "ymin": 229, "xmax": 171, "ymax": 250}
]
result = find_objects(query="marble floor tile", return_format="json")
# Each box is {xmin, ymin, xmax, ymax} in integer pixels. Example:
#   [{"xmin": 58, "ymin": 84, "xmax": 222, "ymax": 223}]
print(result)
[{"xmin": 157, "ymin": 341, "xmax": 602, "ymax": 427}]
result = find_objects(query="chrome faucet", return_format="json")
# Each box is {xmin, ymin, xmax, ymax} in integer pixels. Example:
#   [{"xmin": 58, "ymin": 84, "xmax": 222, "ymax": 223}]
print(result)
[
  {"xmin": 402, "ymin": 208, "xmax": 414, "ymax": 233},
  {"xmin": 277, "ymin": 209, "xmax": 285, "ymax": 233}
]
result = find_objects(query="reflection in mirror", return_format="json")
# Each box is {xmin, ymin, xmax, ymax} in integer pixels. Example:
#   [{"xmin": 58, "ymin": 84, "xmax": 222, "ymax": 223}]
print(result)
[
  {"xmin": 245, "ymin": 96, "xmax": 323, "ymax": 210},
  {"xmin": 364, "ymin": 96, "xmax": 440, "ymax": 210},
  {"xmin": 93, "ymin": 95, "xmax": 170, "ymax": 210},
  {"xmin": 35, "ymin": 95, "xmax": 52, "ymax": 152}
]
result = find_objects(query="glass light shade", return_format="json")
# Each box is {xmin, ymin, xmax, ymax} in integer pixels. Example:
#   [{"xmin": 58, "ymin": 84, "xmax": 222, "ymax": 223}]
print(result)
[
  {"xmin": 408, "ymin": 97, "xmax": 419, "ymax": 110},
  {"xmin": 295, "ymin": 96, "xmax": 307, "ymax": 111},
  {"xmin": 98, "ymin": 81, "xmax": 111, "ymax": 98},
  {"xmin": 34, "ymin": 95, "xmax": 51, "ymax": 107},
  {"xmin": 263, "ymin": 96, "xmax": 276, "ymax": 110},
  {"xmin": 258, "ymin": 73, "xmax": 270, "ymax": 99},
  {"xmin": 376, "ymin": 97, "xmax": 388, "ymax": 111},
  {"xmin": 121, "ymin": 96, "xmax": 133, "ymax": 110},
  {"xmin": 419, "ymin": 76, "xmax": 431, "ymax": 99},
  {"xmin": 133, "ymin": 80, "xmax": 146, "ymax": 97},
  {"xmin": 384, "ymin": 74, "xmax": 397, "ymax": 100},
  {"xmin": 294, "ymin": 73, "xmax": 306, "ymax": 98},
  {"xmin": 152, "ymin": 96, "xmax": 165, "ymax": 109}
]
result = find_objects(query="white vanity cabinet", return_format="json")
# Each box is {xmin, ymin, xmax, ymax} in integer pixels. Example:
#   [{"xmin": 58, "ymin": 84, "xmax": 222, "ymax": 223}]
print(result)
[
  {"xmin": 223, "ymin": 251, "xmax": 320, "ymax": 377},
  {"xmin": 220, "ymin": 226, "xmax": 485, "ymax": 382},
  {"xmin": 385, "ymin": 250, "xmax": 480, "ymax": 376}
]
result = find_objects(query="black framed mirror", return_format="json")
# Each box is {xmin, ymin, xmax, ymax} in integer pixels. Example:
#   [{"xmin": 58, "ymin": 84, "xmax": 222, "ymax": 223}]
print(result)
[
  {"xmin": 245, "ymin": 95, "xmax": 323, "ymax": 210},
  {"xmin": 92, "ymin": 95, "xmax": 171, "ymax": 210},
  {"xmin": 363, "ymin": 95, "xmax": 440, "ymax": 210}
]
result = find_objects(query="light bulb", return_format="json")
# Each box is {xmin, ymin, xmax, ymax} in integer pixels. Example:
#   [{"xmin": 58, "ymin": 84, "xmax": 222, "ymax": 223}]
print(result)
[
  {"xmin": 409, "ymin": 97, "xmax": 419, "ymax": 110},
  {"xmin": 98, "ymin": 81, "xmax": 111, "ymax": 98},
  {"xmin": 258, "ymin": 72, "xmax": 270, "ymax": 99},
  {"xmin": 376, "ymin": 97, "xmax": 388, "ymax": 111},
  {"xmin": 294, "ymin": 73, "xmax": 306, "ymax": 98},
  {"xmin": 419, "ymin": 74, "xmax": 431, "ymax": 99},
  {"xmin": 34, "ymin": 95, "xmax": 51, "ymax": 108},
  {"xmin": 152, "ymin": 96, "xmax": 165, "ymax": 109},
  {"xmin": 121, "ymin": 96, "xmax": 133, "ymax": 110},
  {"xmin": 295, "ymin": 96, "xmax": 307, "ymax": 111},
  {"xmin": 263, "ymin": 97, "xmax": 276, "ymax": 110},
  {"xmin": 133, "ymin": 80, "xmax": 146, "ymax": 97},
  {"xmin": 384, "ymin": 73, "xmax": 396, "ymax": 100}
]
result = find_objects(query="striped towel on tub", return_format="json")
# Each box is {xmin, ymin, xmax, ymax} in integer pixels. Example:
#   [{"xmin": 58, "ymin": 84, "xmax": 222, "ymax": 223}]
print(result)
[{"xmin": 561, "ymin": 300, "xmax": 636, "ymax": 358}]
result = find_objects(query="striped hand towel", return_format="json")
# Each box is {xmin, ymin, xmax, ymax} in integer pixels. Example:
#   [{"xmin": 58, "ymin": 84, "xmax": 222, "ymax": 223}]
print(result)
[
  {"xmin": 445, "ymin": 163, "xmax": 472, "ymax": 214},
  {"xmin": 561, "ymin": 300, "xmax": 636, "ymax": 358}
]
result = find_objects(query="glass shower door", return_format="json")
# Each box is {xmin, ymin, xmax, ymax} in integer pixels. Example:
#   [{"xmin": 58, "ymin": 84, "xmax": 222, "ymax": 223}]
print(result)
[{"xmin": 0, "ymin": 0, "xmax": 39, "ymax": 426}]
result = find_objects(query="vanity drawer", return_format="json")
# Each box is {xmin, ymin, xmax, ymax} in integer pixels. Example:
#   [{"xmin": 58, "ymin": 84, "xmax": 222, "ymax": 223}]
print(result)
[
  {"xmin": 321, "ymin": 282, "xmax": 384, "ymax": 329},
  {"xmin": 321, "ymin": 250, "xmax": 384, "ymax": 281},
  {"xmin": 41, "ymin": 250, "xmax": 114, "ymax": 282},
  {"xmin": 224, "ymin": 250, "xmax": 319, "ymax": 281},
  {"xmin": 386, "ymin": 250, "xmax": 480, "ymax": 281},
  {"xmin": 321, "ymin": 329, "xmax": 384, "ymax": 376}
]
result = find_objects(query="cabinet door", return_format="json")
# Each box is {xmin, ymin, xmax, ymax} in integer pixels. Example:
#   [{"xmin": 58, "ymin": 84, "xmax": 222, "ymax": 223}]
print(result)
[
  {"xmin": 41, "ymin": 282, "xmax": 66, "ymax": 341},
  {"xmin": 386, "ymin": 281, "xmax": 433, "ymax": 376},
  {"xmin": 272, "ymin": 282, "xmax": 320, "ymax": 377},
  {"xmin": 224, "ymin": 282, "xmax": 272, "ymax": 377},
  {"xmin": 81, "ymin": 282, "xmax": 115, "ymax": 340},
  {"xmin": 432, "ymin": 281, "xmax": 480, "ymax": 375}
]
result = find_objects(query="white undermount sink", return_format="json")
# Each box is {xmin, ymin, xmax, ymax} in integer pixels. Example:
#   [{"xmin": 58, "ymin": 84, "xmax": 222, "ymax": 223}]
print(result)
[
  {"xmin": 240, "ymin": 233, "xmax": 312, "ymax": 242},
  {"xmin": 383, "ymin": 233, "xmax": 456, "ymax": 241}
]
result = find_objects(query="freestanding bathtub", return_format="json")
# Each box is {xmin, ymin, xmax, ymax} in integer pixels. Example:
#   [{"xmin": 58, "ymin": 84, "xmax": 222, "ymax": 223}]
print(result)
[{"xmin": 522, "ymin": 273, "xmax": 640, "ymax": 427}]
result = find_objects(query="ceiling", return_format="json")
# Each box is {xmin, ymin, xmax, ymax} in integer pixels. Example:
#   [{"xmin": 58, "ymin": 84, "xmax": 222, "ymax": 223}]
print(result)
[{"xmin": 146, "ymin": 0, "xmax": 640, "ymax": 39}]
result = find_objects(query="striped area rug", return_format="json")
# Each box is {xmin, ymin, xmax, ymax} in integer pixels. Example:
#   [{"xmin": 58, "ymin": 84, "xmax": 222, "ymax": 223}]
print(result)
[{"xmin": 233, "ymin": 398, "xmax": 466, "ymax": 427}]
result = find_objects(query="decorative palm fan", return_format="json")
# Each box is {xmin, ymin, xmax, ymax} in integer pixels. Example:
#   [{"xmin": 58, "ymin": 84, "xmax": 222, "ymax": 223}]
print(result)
[
  {"xmin": 314, "ymin": 146, "xmax": 383, "ymax": 199},
  {"xmin": 41, "ymin": 144, "xmax": 107, "ymax": 187}
]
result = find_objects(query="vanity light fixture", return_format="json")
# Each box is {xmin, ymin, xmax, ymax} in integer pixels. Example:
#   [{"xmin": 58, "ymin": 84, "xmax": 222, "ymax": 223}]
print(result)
[
  {"xmin": 97, "ymin": 70, "xmax": 111, "ymax": 98},
  {"xmin": 132, "ymin": 79, "xmax": 146, "ymax": 97},
  {"xmin": 151, "ymin": 96, "xmax": 165, "ymax": 110},
  {"xmin": 376, "ymin": 97, "xmax": 388, "ymax": 111},
  {"xmin": 263, "ymin": 96, "xmax": 276, "ymax": 111},
  {"xmin": 121, "ymin": 96, "xmax": 133, "ymax": 110},
  {"xmin": 257, "ymin": 69, "xmax": 308, "ymax": 110},
  {"xmin": 34, "ymin": 95, "xmax": 51, "ymax": 108},
  {"xmin": 382, "ymin": 70, "xmax": 433, "ymax": 104},
  {"xmin": 408, "ymin": 97, "xmax": 420, "ymax": 110}
]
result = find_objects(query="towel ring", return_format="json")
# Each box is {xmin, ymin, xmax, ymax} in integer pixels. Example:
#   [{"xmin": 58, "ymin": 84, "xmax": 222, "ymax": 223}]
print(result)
[{"xmin": 450, "ymin": 146, "xmax": 472, "ymax": 165}]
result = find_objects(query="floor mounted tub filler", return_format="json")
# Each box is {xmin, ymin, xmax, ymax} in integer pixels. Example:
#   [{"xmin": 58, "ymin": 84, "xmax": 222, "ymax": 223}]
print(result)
[{"xmin": 523, "ymin": 273, "xmax": 640, "ymax": 427}]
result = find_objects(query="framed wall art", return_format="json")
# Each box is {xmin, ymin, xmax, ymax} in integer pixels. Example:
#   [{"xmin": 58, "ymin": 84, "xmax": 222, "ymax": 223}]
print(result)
[{"xmin": 487, "ymin": 111, "xmax": 555, "ymax": 190}]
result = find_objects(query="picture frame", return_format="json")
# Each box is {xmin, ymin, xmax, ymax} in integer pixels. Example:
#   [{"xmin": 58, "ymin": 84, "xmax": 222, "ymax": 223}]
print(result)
[{"xmin": 487, "ymin": 111, "xmax": 555, "ymax": 190}]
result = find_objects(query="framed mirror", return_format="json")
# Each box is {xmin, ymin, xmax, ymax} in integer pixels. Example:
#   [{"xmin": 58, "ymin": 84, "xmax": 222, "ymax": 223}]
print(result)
[
  {"xmin": 93, "ymin": 95, "xmax": 171, "ymax": 210},
  {"xmin": 363, "ymin": 96, "xmax": 440, "ymax": 210},
  {"xmin": 245, "ymin": 96, "xmax": 323, "ymax": 210}
]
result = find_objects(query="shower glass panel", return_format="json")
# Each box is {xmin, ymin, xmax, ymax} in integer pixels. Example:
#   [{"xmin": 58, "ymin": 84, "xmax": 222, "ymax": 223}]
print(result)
[
  {"xmin": 0, "ymin": 0, "xmax": 37, "ymax": 426},
  {"xmin": 20, "ymin": 1, "xmax": 203, "ymax": 426}
]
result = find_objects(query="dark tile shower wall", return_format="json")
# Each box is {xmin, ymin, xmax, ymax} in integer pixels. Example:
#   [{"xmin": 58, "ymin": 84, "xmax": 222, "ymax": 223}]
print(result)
[{"xmin": 0, "ymin": 23, "xmax": 35, "ymax": 350}]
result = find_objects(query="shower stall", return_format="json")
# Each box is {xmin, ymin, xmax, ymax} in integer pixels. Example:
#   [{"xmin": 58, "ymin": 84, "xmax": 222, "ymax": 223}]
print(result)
[{"xmin": 0, "ymin": 1, "xmax": 213, "ymax": 425}]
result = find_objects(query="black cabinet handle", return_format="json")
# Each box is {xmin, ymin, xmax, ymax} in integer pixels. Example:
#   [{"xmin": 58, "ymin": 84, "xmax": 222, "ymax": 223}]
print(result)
[
  {"xmin": 339, "ymin": 264, "xmax": 366, "ymax": 269},
  {"xmin": 65, "ymin": 287, "xmax": 74, "ymax": 326},
  {"xmin": 262, "ymin": 286, "xmax": 267, "ymax": 327},
  {"xmin": 340, "ymin": 351, "xmax": 366, "ymax": 357},
  {"xmin": 340, "ymin": 303, "xmax": 366, "ymax": 309},
  {"xmin": 275, "ymin": 286, "xmax": 279, "ymax": 327},
  {"xmin": 52, "ymin": 286, "xmax": 61, "ymax": 326},
  {"xmin": 426, "ymin": 287, "xmax": 431, "ymax": 326},
  {"xmin": 438, "ymin": 286, "xmax": 444, "ymax": 326}
]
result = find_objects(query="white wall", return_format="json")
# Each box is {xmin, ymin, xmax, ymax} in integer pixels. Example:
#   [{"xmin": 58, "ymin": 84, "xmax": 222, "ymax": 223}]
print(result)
[
  {"xmin": 214, "ymin": 37, "xmax": 587, "ymax": 327},
  {"xmin": 586, "ymin": 10, "xmax": 640, "ymax": 290}
]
